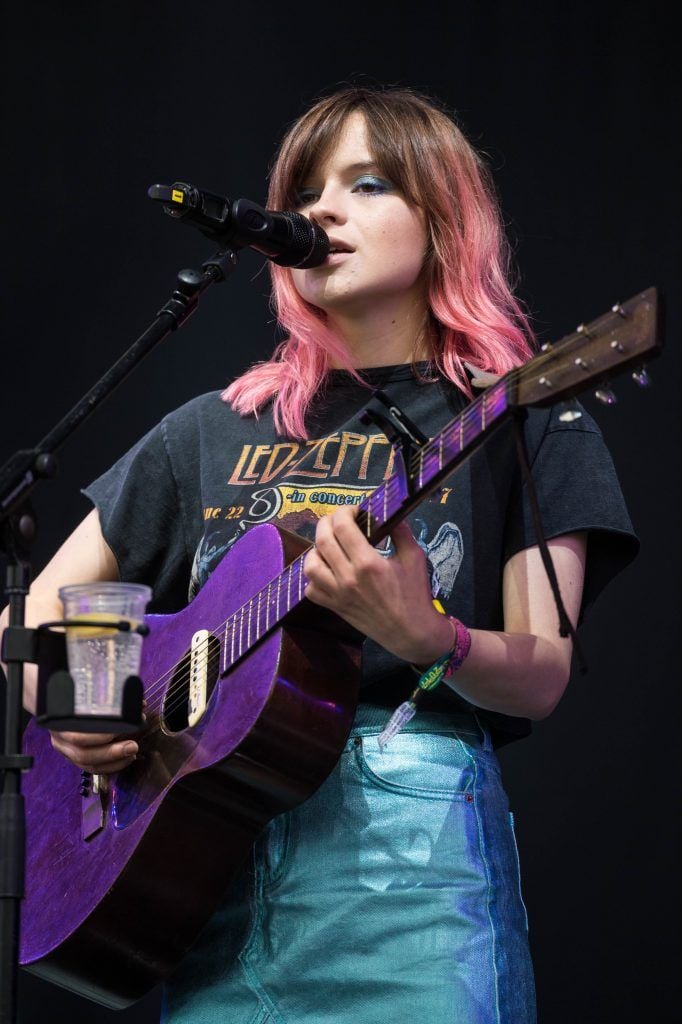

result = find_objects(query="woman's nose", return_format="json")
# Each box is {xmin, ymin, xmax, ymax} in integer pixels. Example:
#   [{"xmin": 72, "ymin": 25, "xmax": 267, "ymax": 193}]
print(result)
[{"xmin": 307, "ymin": 188, "xmax": 346, "ymax": 226}]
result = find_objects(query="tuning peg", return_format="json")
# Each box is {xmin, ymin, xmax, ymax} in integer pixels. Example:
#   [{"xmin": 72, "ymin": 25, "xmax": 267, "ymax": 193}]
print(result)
[
  {"xmin": 612, "ymin": 302, "xmax": 629, "ymax": 319},
  {"xmin": 595, "ymin": 386, "xmax": 617, "ymax": 406},
  {"xmin": 558, "ymin": 400, "xmax": 583, "ymax": 423},
  {"xmin": 632, "ymin": 366, "xmax": 651, "ymax": 387}
]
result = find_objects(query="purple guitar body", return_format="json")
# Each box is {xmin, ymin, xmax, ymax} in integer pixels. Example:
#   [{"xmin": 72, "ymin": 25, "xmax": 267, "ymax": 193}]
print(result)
[{"xmin": 20, "ymin": 524, "xmax": 361, "ymax": 1008}]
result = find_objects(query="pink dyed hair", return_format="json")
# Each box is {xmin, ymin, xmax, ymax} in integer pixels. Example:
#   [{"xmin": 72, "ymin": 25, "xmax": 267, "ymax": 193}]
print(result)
[{"xmin": 224, "ymin": 86, "xmax": 534, "ymax": 439}]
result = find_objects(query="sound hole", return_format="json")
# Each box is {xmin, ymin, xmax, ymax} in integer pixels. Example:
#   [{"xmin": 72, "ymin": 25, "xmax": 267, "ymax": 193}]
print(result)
[{"xmin": 162, "ymin": 634, "xmax": 221, "ymax": 732}]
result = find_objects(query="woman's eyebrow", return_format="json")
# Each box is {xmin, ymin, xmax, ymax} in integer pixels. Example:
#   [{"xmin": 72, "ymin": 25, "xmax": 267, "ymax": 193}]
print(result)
[{"xmin": 343, "ymin": 160, "xmax": 382, "ymax": 174}]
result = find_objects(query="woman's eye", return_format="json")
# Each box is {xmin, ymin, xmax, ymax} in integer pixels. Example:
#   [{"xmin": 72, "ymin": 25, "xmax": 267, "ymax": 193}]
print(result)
[
  {"xmin": 293, "ymin": 189, "xmax": 319, "ymax": 208},
  {"xmin": 352, "ymin": 176, "xmax": 393, "ymax": 195},
  {"xmin": 293, "ymin": 176, "xmax": 393, "ymax": 207}
]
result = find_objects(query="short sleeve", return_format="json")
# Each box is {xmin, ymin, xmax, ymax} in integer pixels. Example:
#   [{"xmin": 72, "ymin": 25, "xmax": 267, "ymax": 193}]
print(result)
[
  {"xmin": 503, "ymin": 405, "xmax": 639, "ymax": 616},
  {"xmin": 82, "ymin": 418, "xmax": 194, "ymax": 612}
]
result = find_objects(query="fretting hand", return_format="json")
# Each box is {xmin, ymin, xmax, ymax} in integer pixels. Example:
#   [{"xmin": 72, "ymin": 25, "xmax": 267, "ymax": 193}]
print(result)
[{"xmin": 303, "ymin": 506, "xmax": 454, "ymax": 667}]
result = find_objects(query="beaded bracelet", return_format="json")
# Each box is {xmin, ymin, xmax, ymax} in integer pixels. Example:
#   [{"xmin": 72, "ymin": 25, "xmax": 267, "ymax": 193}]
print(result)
[
  {"xmin": 443, "ymin": 616, "xmax": 472, "ymax": 677},
  {"xmin": 410, "ymin": 612, "xmax": 472, "ymax": 681}
]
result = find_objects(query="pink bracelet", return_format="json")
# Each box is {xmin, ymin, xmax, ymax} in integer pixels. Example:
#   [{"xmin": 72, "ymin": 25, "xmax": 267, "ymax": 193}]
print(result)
[{"xmin": 444, "ymin": 616, "xmax": 472, "ymax": 677}]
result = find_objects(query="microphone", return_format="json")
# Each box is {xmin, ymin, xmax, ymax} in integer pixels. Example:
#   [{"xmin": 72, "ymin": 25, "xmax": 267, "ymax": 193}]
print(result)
[{"xmin": 147, "ymin": 182, "xmax": 329, "ymax": 268}]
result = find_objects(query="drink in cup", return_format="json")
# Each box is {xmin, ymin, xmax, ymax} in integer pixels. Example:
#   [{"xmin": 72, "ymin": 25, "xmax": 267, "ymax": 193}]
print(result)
[{"xmin": 58, "ymin": 583, "xmax": 152, "ymax": 717}]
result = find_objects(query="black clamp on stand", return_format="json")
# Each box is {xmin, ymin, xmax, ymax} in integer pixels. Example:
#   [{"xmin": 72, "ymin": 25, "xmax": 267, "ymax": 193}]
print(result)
[
  {"xmin": 359, "ymin": 389, "xmax": 429, "ymax": 498},
  {"xmin": 25, "ymin": 619, "xmax": 148, "ymax": 734}
]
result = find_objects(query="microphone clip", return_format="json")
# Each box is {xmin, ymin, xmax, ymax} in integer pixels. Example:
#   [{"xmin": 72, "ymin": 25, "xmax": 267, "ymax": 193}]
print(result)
[{"xmin": 147, "ymin": 182, "xmax": 239, "ymax": 244}]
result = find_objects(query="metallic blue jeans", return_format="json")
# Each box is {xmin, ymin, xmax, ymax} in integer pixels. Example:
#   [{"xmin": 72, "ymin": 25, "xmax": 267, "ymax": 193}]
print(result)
[{"xmin": 163, "ymin": 705, "xmax": 536, "ymax": 1023}]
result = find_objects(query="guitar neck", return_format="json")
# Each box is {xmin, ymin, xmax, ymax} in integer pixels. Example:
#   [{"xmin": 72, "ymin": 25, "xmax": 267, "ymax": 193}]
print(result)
[{"xmin": 219, "ymin": 380, "xmax": 511, "ymax": 676}]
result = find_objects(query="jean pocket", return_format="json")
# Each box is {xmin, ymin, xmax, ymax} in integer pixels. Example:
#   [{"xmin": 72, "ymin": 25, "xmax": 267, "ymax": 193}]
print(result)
[{"xmin": 354, "ymin": 731, "xmax": 476, "ymax": 799}]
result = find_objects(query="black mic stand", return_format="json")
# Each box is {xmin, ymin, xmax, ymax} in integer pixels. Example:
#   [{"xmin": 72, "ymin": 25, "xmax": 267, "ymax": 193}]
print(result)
[{"xmin": 0, "ymin": 245, "xmax": 239, "ymax": 1024}]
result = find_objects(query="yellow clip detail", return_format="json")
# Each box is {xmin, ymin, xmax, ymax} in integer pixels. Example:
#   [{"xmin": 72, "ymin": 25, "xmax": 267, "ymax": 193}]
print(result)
[
  {"xmin": 171, "ymin": 189, "xmax": 185, "ymax": 204},
  {"xmin": 432, "ymin": 599, "xmax": 446, "ymax": 615}
]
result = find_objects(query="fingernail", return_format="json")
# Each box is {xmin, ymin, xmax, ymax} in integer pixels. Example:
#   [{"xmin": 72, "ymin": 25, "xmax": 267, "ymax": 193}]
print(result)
[{"xmin": 123, "ymin": 743, "xmax": 137, "ymax": 756}]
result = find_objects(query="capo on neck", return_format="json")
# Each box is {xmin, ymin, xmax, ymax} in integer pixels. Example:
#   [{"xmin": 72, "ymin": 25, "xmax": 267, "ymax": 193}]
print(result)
[{"xmin": 359, "ymin": 389, "xmax": 428, "ymax": 498}]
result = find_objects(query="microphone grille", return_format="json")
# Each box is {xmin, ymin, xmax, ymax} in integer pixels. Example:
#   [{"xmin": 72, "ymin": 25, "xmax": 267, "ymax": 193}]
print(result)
[{"xmin": 275, "ymin": 214, "xmax": 329, "ymax": 268}]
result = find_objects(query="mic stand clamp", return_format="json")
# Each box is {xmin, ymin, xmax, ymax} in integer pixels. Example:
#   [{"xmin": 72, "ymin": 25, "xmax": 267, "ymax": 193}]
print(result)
[
  {"xmin": 1, "ymin": 619, "xmax": 147, "ymax": 734},
  {"xmin": 38, "ymin": 620, "xmax": 144, "ymax": 733}
]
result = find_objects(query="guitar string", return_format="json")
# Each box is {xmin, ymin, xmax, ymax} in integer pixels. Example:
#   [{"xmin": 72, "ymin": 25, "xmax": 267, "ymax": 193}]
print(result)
[{"xmin": 135, "ymin": 318, "xmax": 630, "ymax": 723}]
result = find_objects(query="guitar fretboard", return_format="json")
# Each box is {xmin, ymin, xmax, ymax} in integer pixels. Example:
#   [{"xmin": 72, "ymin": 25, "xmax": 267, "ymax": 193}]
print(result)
[{"xmin": 221, "ymin": 380, "xmax": 510, "ymax": 674}]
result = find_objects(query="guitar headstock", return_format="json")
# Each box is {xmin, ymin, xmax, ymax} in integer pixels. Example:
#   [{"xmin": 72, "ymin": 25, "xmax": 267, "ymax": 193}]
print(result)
[{"xmin": 512, "ymin": 287, "xmax": 663, "ymax": 408}]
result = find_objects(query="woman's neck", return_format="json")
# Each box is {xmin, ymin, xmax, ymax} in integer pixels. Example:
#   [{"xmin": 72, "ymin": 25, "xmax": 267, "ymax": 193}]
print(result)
[{"xmin": 326, "ymin": 297, "xmax": 431, "ymax": 369}]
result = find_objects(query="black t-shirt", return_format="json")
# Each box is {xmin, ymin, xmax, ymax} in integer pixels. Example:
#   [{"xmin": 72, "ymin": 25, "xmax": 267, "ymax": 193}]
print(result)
[{"xmin": 84, "ymin": 364, "xmax": 638, "ymax": 747}]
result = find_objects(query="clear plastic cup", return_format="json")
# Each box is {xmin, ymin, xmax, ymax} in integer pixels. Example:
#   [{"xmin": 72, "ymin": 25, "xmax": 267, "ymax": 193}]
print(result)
[{"xmin": 58, "ymin": 582, "xmax": 152, "ymax": 717}]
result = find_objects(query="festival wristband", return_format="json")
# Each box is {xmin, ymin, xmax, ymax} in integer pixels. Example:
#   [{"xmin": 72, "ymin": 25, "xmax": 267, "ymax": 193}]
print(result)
[{"xmin": 379, "ymin": 608, "xmax": 472, "ymax": 751}]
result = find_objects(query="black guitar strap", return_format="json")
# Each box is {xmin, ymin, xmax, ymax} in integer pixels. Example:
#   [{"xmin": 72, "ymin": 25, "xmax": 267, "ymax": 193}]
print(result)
[{"xmin": 511, "ymin": 408, "xmax": 588, "ymax": 675}]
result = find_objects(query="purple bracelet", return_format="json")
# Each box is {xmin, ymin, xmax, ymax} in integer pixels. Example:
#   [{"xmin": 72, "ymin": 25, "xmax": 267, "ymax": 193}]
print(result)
[{"xmin": 444, "ymin": 616, "xmax": 472, "ymax": 676}]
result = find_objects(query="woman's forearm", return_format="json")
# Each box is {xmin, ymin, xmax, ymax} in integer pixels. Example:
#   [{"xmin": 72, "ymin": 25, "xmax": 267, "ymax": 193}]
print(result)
[{"xmin": 442, "ymin": 626, "xmax": 571, "ymax": 721}]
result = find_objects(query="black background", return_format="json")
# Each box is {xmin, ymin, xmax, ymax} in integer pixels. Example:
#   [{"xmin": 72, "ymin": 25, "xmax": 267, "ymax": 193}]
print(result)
[{"xmin": 2, "ymin": 1, "xmax": 679, "ymax": 1021}]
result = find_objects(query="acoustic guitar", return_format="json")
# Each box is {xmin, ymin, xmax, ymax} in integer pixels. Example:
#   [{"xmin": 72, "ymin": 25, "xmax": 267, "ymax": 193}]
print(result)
[{"xmin": 19, "ymin": 288, "xmax": 661, "ymax": 1007}]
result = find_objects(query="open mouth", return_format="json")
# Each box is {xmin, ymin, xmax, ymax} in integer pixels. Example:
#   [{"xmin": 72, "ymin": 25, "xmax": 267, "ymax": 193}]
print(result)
[{"xmin": 327, "ymin": 239, "xmax": 354, "ymax": 256}]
